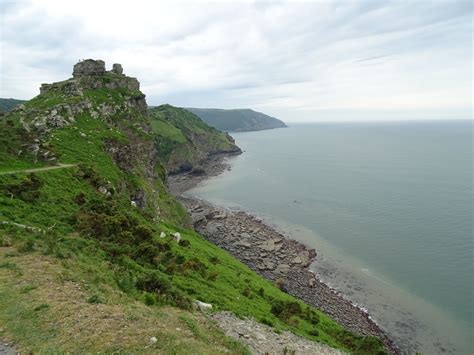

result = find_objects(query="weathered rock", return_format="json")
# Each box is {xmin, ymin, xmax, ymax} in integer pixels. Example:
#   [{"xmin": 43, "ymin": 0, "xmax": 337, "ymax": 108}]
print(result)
[
  {"xmin": 73, "ymin": 59, "xmax": 106, "ymax": 77},
  {"xmin": 111, "ymin": 63, "xmax": 123, "ymax": 75}
]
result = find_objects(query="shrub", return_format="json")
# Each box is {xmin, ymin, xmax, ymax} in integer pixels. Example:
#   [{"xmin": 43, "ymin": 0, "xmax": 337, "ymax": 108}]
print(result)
[
  {"xmin": 303, "ymin": 307, "xmax": 320, "ymax": 325},
  {"xmin": 354, "ymin": 336, "xmax": 387, "ymax": 355},
  {"xmin": 209, "ymin": 256, "xmax": 220, "ymax": 265},
  {"xmin": 271, "ymin": 300, "xmax": 302, "ymax": 322},
  {"xmin": 144, "ymin": 293, "xmax": 156, "ymax": 305},
  {"xmin": 242, "ymin": 286, "xmax": 252, "ymax": 298},
  {"xmin": 18, "ymin": 238, "xmax": 35, "ymax": 253},
  {"xmin": 308, "ymin": 329, "xmax": 319, "ymax": 337},
  {"xmin": 136, "ymin": 271, "xmax": 172, "ymax": 294},
  {"xmin": 87, "ymin": 294, "xmax": 103, "ymax": 304},
  {"xmin": 178, "ymin": 239, "xmax": 190, "ymax": 247},
  {"xmin": 3, "ymin": 174, "xmax": 43, "ymax": 202}
]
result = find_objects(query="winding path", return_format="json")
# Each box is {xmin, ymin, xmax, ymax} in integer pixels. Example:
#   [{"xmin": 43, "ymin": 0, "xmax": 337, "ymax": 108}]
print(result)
[{"xmin": 0, "ymin": 164, "xmax": 76, "ymax": 176}]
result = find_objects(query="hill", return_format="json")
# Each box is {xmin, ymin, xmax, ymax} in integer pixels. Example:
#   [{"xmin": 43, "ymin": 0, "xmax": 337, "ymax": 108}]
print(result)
[
  {"xmin": 149, "ymin": 105, "xmax": 241, "ymax": 174},
  {"xmin": 186, "ymin": 108, "xmax": 287, "ymax": 132},
  {"xmin": 0, "ymin": 59, "xmax": 386, "ymax": 354},
  {"xmin": 0, "ymin": 98, "xmax": 26, "ymax": 112}
]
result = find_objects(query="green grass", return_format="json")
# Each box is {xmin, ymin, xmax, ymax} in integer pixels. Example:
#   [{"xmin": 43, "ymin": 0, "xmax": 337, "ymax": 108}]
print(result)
[{"xmin": 0, "ymin": 72, "xmax": 386, "ymax": 354}]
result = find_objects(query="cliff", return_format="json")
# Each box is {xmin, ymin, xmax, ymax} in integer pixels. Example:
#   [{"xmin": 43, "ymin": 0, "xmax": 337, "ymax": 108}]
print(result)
[
  {"xmin": 0, "ymin": 59, "xmax": 387, "ymax": 354},
  {"xmin": 149, "ymin": 105, "xmax": 241, "ymax": 175},
  {"xmin": 186, "ymin": 108, "xmax": 287, "ymax": 132}
]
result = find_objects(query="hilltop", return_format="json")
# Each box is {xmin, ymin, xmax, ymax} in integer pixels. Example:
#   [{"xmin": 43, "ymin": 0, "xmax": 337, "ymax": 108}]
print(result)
[
  {"xmin": 186, "ymin": 108, "xmax": 287, "ymax": 132},
  {"xmin": 0, "ymin": 59, "xmax": 388, "ymax": 354}
]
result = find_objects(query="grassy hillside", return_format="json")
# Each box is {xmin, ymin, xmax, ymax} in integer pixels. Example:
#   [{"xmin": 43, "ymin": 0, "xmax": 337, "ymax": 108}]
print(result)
[
  {"xmin": 0, "ymin": 98, "xmax": 26, "ymax": 112},
  {"xmin": 149, "ymin": 105, "xmax": 241, "ymax": 174},
  {"xmin": 0, "ymin": 60, "xmax": 386, "ymax": 354},
  {"xmin": 186, "ymin": 108, "xmax": 287, "ymax": 132}
]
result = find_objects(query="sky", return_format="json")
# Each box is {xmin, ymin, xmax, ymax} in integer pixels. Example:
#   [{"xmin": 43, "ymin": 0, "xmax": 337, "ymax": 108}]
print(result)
[{"xmin": 0, "ymin": 0, "xmax": 472, "ymax": 122}]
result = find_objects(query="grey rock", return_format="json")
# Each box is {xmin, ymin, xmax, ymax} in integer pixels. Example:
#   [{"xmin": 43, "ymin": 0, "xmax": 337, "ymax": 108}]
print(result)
[
  {"xmin": 111, "ymin": 63, "xmax": 123, "ymax": 75},
  {"xmin": 73, "ymin": 59, "xmax": 106, "ymax": 77}
]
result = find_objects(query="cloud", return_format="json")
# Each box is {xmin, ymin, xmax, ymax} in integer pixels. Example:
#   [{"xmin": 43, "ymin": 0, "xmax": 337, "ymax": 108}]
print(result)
[{"xmin": 0, "ymin": 0, "xmax": 472, "ymax": 121}]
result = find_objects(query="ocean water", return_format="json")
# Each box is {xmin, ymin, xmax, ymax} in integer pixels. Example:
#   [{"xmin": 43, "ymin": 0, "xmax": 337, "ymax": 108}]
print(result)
[{"xmin": 187, "ymin": 120, "xmax": 473, "ymax": 354}]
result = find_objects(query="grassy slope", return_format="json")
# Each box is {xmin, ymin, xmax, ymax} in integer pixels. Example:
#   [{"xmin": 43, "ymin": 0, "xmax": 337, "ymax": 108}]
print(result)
[
  {"xmin": 0, "ymin": 75, "xmax": 386, "ymax": 354},
  {"xmin": 186, "ymin": 108, "xmax": 286, "ymax": 132},
  {"xmin": 149, "ymin": 105, "xmax": 240, "ymax": 174}
]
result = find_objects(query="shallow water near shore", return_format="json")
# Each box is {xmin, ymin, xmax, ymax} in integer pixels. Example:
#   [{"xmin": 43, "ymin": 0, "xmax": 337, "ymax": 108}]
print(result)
[{"xmin": 187, "ymin": 120, "xmax": 473, "ymax": 354}]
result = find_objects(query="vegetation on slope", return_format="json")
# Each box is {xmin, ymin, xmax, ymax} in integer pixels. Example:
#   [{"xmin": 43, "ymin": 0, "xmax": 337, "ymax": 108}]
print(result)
[
  {"xmin": 186, "ymin": 107, "xmax": 287, "ymax": 132},
  {"xmin": 0, "ymin": 60, "xmax": 386, "ymax": 354},
  {"xmin": 149, "ymin": 105, "xmax": 241, "ymax": 174},
  {"xmin": 0, "ymin": 98, "xmax": 26, "ymax": 112}
]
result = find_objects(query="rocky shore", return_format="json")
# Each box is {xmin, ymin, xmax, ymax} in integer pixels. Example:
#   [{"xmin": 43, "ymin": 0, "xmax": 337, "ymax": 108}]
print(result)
[{"xmin": 168, "ymin": 155, "xmax": 400, "ymax": 354}]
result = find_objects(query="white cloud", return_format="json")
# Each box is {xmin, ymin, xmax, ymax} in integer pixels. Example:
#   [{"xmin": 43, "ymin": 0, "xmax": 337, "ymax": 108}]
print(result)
[{"xmin": 1, "ymin": 0, "xmax": 472, "ymax": 121}]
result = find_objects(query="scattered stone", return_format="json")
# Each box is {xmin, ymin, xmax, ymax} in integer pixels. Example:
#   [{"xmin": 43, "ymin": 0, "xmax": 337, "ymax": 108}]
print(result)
[{"xmin": 212, "ymin": 312, "xmax": 345, "ymax": 355}]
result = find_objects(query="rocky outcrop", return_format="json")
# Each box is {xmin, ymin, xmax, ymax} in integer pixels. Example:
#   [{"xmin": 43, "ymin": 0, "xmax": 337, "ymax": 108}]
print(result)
[
  {"xmin": 111, "ymin": 63, "xmax": 123, "ymax": 75},
  {"xmin": 73, "ymin": 59, "xmax": 106, "ymax": 77}
]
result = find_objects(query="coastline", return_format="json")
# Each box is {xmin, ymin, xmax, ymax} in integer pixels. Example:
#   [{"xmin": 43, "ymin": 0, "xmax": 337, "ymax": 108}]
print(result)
[{"xmin": 168, "ymin": 153, "xmax": 400, "ymax": 354}]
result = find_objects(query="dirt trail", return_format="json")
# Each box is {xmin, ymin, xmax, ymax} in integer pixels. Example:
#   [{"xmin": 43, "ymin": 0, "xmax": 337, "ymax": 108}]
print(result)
[{"xmin": 0, "ymin": 164, "xmax": 76, "ymax": 176}]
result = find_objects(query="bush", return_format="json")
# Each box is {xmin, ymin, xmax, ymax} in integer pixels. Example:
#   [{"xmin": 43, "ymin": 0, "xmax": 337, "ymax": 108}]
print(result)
[
  {"xmin": 18, "ymin": 238, "xmax": 35, "ymax": 253},
  {"xmin": 271, "ymin": 300, "xmax": 302, "ymax": 322},
  {"xmin": 303, "ymin": 307, "xmax": 320, "ymax": 325},
  {"xmin": 3, "ymin": 174, "xmax": 43, "ymax": 202},
  {"xmin": 354, "ymin": 336, "xmax": 387, "ymax": 355},
  {"xmin": 144, "ymin": 293, "xmax": 156, "ymax": 305},
  {"xmin": 87, "ymin": 294, "xmax": 103, "ymax": 304}
]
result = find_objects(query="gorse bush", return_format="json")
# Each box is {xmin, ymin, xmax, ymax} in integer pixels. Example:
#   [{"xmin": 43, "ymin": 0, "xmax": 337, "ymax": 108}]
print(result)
[
  {"xmin": 2, "ymin": 174, "xmax": 43, "ymax": 202},
  {"xmin": 271, "ymin": 299, "xmax": 302, "ymax": 322}
]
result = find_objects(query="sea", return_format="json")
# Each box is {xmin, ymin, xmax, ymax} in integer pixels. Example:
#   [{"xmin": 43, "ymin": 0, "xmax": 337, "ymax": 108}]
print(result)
[{"xmin": 186, "ymin": 120, "xmax": 473, "ymax": 354}]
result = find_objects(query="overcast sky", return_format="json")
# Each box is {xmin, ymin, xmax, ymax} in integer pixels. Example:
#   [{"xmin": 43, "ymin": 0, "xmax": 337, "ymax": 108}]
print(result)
[{"xmin": 0, "ymin": 0, "xmax": 472, "ymax": 122}]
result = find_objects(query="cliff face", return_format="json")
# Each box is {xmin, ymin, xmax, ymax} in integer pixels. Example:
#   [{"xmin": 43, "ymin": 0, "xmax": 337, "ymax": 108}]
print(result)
[
  {"xmin": 186, "ymin": 108, "xmax": 287, "ymax": 132},
  {"xmin": 149, "ymin": 105, "xmax": 241, "ymax": 175}
]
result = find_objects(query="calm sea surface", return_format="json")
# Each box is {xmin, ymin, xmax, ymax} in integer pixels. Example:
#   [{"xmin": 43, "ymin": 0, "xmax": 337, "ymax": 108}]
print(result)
[{"xmin": 188, "ymin": 120, "xmax": 473, "ymax": 354}]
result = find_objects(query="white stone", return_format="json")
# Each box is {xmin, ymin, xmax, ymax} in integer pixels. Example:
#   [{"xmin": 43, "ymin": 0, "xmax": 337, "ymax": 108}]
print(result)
[{"xmin": 159, "ymin": 232, "xmax": 166, "ymax": 239}]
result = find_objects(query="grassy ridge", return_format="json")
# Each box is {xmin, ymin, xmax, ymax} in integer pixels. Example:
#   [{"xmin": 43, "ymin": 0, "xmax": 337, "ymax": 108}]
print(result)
[{"xmin": 0, "ymin": 69, "xmax": 386, "ymax": 354}]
